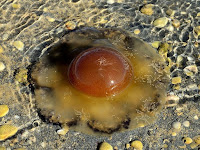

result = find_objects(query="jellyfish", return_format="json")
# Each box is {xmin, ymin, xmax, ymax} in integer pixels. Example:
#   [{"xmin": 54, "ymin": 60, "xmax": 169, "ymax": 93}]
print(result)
[{"xmin": 31, "ymin": 27, "xmax": 169, "ymax": 135}]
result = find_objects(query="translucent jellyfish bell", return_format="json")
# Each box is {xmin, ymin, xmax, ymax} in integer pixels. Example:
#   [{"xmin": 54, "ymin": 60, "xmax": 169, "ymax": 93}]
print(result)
[{"xmin": 31, "ymin": 27, "xmax": 169, "ymax": 135}]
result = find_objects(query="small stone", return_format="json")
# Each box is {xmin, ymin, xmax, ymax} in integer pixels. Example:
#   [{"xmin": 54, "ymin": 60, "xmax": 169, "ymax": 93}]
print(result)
[
  {"xmin": 166, "ymin": 95, "xmax": 179, "ymax": 107},
  {"xmin": 130, "ymin": 140, "xmax": 143, "ymax": 150},
  {"xmin": 134, "ymin": 29, "xmax": 140, "ymax": 35},
  {"xmin": 172, "ymin": 121, "xmax": 181, "ymax": 129},
  {"xmin": 43, "ymin": 8, "xmax": 48, "ymax": 12},
  {"xmin": 172, "ymin": 19, "xmax": 180, "ymax": 28},
  {"xmin": 13, "ymin": 41, "xmax": 24, "ymax": 51},
  {"xmin": 15, "ymin": 69, "xmax": 28, "ymax": 83},
  {"xmin": 187, "ymin": 84, "xmax": 197, "ymax": 90},
  {"xmin": 183, "ymin": 137, "xmax": 193, "ymax": 144},
  {"xmin": 46, "ymin": 16, "xmax": 55, "ymax": 22},
  {"xmin": 193, "ymin": 135, "xmax": 200, "ymax": 144},
  {"xmin": 0, "ymin": 124, "xmax": 18, "ymax": 141},
  {"xmin": 183, "ymin": 121, "xmax": 190, "ymax": 127},
  {"xmin": 153, "ymin": 17, "xmax": 168, "ymax": 28},
  {"xmin": 166, "ymin": 9, "xmax": 175, "ymax": 16},
  {"xmin": 0, "ymin": 45, "xmax": 4, "ymax": 53},
  {"xmin": 65, "ymin": 21, "xmax": 76, "ymax": 30},
  {"xmin": 181, "ymin": 11, "xmax": 187, "ymax": 15},
  {"xmin": 197, "ymin": 12, "xmax": 200, "ymax": 17},
  {"xmin": 176, "ymin": 55, "xmax": 183, "ymax": 65},
  {"xmin": 179, "ymin": 145, "xmax": 186, "ymax": 149},
  {"xmin": 125, "ymin": 144, "xmax": 130, "ymax": 149},
  {"xmin": 194, "ymin": 42, "xmax": 199, "ymax": 47},
  {"xmin": 172, "ymin": 132, "xmax": 177, "ymax": 136},
  {"xmin": 193, "ymin": 115, "xmax": 198, "ymax": 120},
  {"xmin": 162, "ymin": 144, "xmax": 168, "ymax": 148},
  {"xmin": 2, "ymin": 34, "xmax": 9, "ymax": 41},
  {"xmin": 190, "ymin": 142, "xmax": 198, "ymax": 149},
  {"xmin": 194, "ymin": 26, "xmax": 200, "ymax": 36},
  {"xmin": 158, "ymin": 43, "xmax": 171, "ymax": 55},
  {"xmin": 107, "ymin": 0, "xmax": 115, "ymax": 4},
  {"xmin": 167, "ymin": 25, "xmax": 174, "ymax": 32},
  {"xmin": 41, "ymin": 141, "xmax": 47, "ymax": 148},
  {"xmin": 0, "ymin": 147, "xmax": 6, "ymax": 150},
  {"xmin": 57, "ymin": 126, "xmax": 69, "ymax": 135},
  {"xmin": 172, "ymin": 77, "xmax": 182, "ymax": 84},
  {"xmin": 173, "ymin": 84, "xmax": 180, "ymax": 90},
  {"xmin": 152, "ymin": 41, "xmax": 160, "ymax": 48},
  {"xmin": 140, "ymin": 4, "xmax": 154, "ymax": 15},
  {"xmin": 99, "ymin": 142, "xmax": 113, "ymax": 150},
  {"xmin": 12, "ymin": 3, "xmax": 21, "ymax": 9},
  {"xmin": 0, "ymin": 62, "xmax": 5, "ymax": 71},
  {"xmin": 183, "ymin": 65, "xmax": 198, "ymax": 76},
  {"xmin": 0, "ymin": 105, "xmax": 9, "ymax": 117}
]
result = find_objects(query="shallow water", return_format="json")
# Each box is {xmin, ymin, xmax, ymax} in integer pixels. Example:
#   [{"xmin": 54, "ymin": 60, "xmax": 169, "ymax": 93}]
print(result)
[{"xmin": 0, "ymin": 0, "xmax": 200, "ymax": 149}]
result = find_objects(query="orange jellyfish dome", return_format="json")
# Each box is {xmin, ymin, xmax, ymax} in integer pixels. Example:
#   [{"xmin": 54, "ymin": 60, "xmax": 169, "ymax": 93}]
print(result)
[{"xmin": 68, "ymin": 47, "xmax": 133, "ymax": 97}]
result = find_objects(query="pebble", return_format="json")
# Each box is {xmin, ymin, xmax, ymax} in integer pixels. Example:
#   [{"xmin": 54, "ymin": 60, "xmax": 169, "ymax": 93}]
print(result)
[
  {"xmin": 193, "ymin": 115, "xmax": 198, "ymax": 120},
  {"xmin": 0, "ymin": 147, "xmax": 6, "ymax": 150},
  {"xmin": 171, "ymin": 77, "xmax": 182, "ymax": 84},
  {"xmin": 0, "ymin": 45, "xmax": 4, "ymax": 53},
  {"xmin": 162, "ymin": 144, "xmax": 168, "ymax": 148},
  {"xmin": 41, "ymin": 141, "xmax": 47, "ymax": 148},
  {"xmin": 183, "ymin": 137, "xmax": 193, "ymax": 144},
  {"xmin": 13, "ymin": 41, "xmax": 24, "ymax": 51},
  {"xmin": 12, "ymin": 3, "xmax": 21, "ymax": 9},
  {"xmin": 194, "ymin": 42, "xmax": 199, "ymax": 47},
  {"xmin": 152, "ymin": 41, "xmax": 160, "ymax": 48},
  {"xmin": 166, "ymin": 95, "xmax": 180, "ymax": 107},
  {"xmin": 153, "ymin": 17, "xmax": 168, "ymax": 28},
  {"xmin": 65, "ymin": 21, "xmax": 76, "ymax": 30},
  {"xmin": 183, "ymin": 65, "xmax": 198, "ymax": 76},
  {"xmin": 158, "ymin": 42, "xmax": 171, "ymax": 55},
  {"xmin": 0, "ymin": 62, "xmax": 5, "ymax": 71},
  {"xmin": 130, "ymin": 140, "xmax": 143, "ymax": 150},
  {"xmin": 57, "ymin": 126, "xmax": 69, "ymax": 135},
  {"xmin": 46, "ymin": 16, "xmax": 55, "ymax": 22},
  {"xmin": 172, "ymin": 19, "xmax": 180, "ymax": 28},
  {"xmin": 193, "ymin": 135, "xmax": 200, "ymax": 144},
  {"xmin": 190, "ymin": 136, "xmax": 200, "ymax": 149},
  {"xmin": 197, "ymin": 12, "xmax": 200, "ymax": 17},
  {"xmin": 167, "ymin": 25, "xmax": 174, "ymax": 32},
  {"xmin": 172, "ymin": 132, "xmax": 177, "ymax": 136},
  {"xmin": 172, "ymin": 121, "xmax": 181, "ymax": 129},
  {"xmin": 194, "ymin": 26, "xmax": 200, "ymax": 36},
  {"xmin": 190, "ymin": 143, "xmax": 198, "ymax": 149},
  {"xmin": 2, "ymin": 34, "xmax": 9, "ymax": 41},
  {"xmin": 99, "ymin": 142, "xmax": 113, "ymax": 150},
  {"xmin": 15, "ymin": 69, "xmax": 28, "ymax": 83},
  {"xmin": 176, "ymin": 55, "xmax": 183, "ymax": 64},
  {"xmin": 140, "ymin": 4, "xmax": 154, "ymax": 15},
  {"xmin": 43, "ymin": 8, "xmax": 48, "ymax": 12},
  {"xmin": 183, "ymin": 121, "xmax": 190, "ymax": 127},
  {"xmin": 166, "ymin": 9, "xmax": 175, "ymax": 16},
  {"xmin": 0, "ymin": 105, "xmax": 9, "ymax": 117},
  {"xmin": 125, "ymin": 144, "xmax": 130, "ymax": 149},
  {"xmin": 0, "ymin": 124, "xmax": 18, "ymax": 141},
  {"xmin": 134, "ymin": 29, "xmax": 140, "ymax": 35},
  {"xmin": 107, "ymin": 0, "xmax": 115, "ymax": 4}
]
